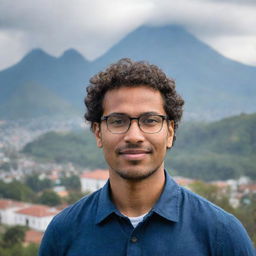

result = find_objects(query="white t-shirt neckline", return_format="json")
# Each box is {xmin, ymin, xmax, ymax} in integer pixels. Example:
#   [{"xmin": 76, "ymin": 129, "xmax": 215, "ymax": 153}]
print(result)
[{"xmin": 126, "ymin": 212, "xmax": 148, "ymax": 228}]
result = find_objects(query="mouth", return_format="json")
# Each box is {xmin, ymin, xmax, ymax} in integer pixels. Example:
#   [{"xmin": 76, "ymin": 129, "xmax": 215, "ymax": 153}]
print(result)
[{"xmin": 118, "ymin": 149, "xmax": 152, "ymax": 161}]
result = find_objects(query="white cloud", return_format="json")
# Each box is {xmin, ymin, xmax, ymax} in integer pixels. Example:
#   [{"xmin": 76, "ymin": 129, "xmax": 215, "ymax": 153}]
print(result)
[{"xmin": 0, "ymin": 0, "xmax": 255, "ymax": 70}]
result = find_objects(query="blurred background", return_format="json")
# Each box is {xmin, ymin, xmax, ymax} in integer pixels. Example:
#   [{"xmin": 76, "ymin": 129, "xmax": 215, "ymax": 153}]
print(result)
[{"xmin": 0, "ymin": 0, "xmax": 255, "ymax": 254}]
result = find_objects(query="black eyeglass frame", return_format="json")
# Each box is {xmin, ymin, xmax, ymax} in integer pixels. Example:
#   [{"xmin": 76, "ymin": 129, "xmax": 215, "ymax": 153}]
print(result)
[{"xmin": 100, "ymin": 113, "xmax": 169, "ymax": 134}]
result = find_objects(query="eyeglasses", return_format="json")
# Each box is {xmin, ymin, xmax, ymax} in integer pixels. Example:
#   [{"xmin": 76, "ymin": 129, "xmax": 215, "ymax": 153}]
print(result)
[{"xmin": 101, "ymin": 113, "xmax": 168, "ymax": 134}]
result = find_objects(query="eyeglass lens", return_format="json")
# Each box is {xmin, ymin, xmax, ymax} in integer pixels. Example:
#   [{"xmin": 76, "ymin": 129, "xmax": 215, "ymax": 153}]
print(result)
[{"xmin": 106, "ymin": 115, "xmax": 164, "ymax": 134}]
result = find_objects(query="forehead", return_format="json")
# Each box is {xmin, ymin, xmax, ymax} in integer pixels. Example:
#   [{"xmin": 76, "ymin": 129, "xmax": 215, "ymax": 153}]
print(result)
[{"xmin": 102, "ymin": 86, "xmax": 165, "ymax": 116}]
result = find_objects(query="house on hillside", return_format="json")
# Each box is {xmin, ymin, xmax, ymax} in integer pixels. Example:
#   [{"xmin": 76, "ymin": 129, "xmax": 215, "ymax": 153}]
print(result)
[
  {"xmin": 80, "ymin": 169, "xmax": 109, "ymax": 193},
  {"xmin": 0, "ymin": 199, "xmax": 29, "ymax": 226},
  {"xmin": 15, "ymin": 205, "xmax": 60, "ymax": 231}
]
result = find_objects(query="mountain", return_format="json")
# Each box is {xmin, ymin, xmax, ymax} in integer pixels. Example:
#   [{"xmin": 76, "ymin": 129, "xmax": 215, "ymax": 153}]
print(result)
[
  {"xmin": 22, "ymin": 112, "xmax": 256, "ymax": 181},
  {"xmin": 0, "ymin": 48, "xmax": 91, "ymax": 112},
  {"xmin": 0, "ymin": 82, "xmax": 78, "ymax": 119},
  {"xmin": 0, "ymin": 25, "xmax": 256, "ymax": 120},
  {"xmin": 93, "ymin": 25, "xmax": 256, "ymax": 119}
]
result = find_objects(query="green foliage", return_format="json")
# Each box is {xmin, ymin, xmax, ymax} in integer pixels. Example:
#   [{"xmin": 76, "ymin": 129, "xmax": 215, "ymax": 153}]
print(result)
[
  {"xmin": 22, "ymin": 130, "xmax": 106, "ymax": 168},
  {"xmin": 60, "ymin": 175, "xmax": 81, "ymax": 191},
  {"xmin": 234, "ymin": 194, "xmax": 256, "ymax": 245},
  {"xmin": 0, "ymin": 162, "xmax": 11, "ymax": 172},
  {"xmin": 25, "ymin": 174, "xmax": 52, "ymax": 192},
  {"xmin": 1, "ymin": 226, "xmax": 26, "ymax": 248},
  {"xmin": 38, "ymin": 190, "xmax": 61, "ymax": 206},
  {"xmin": 23, "ymin": 243, "xmax": 39, "ymax": 256},
  {"xmin": 0, "ymin": 241, "xmax": 38, "ymax": 256},
  {"xmin": 0, "ymin": 181, "xmax": 34, "ymax": 202}
]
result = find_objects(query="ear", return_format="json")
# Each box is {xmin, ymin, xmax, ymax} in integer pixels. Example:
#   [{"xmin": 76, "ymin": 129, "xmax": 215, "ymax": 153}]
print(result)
[
  {"xmin": 167, "ymin": 120, "xmax": 174, "ymax": 149},
  {"xmin": 92, "ymin": 122, "xmax": 103, "ymax": 148}
]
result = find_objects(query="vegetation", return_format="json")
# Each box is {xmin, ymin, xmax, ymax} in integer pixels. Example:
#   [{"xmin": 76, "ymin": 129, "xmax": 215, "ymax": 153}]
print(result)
[
  {"xmin": 23, "ymin": 130, "xmax": 106, "ymax": 168},
  {"xmin": 0, "ymin": 225, "xmax": 38, "ymax": 256},
  {"xmin": 38, "ymin": 190, "xmax": 61, "ymax": 206},
  {"xmin": 0, "ymin": 181, "xmax": 35, "ymax": 202},
  {"xmin": 25, "ymin": 174, "xmax": 52, "ymax": 192},
  {"xmin": 60, "ymin": 175, "xmax": 81, "ymax": 191},
  {"xmin": 22, "ymin": 113, "xmax": 256, "ymax": 181},
  {"xmin": 0, "ymin": 174, "xmax": 83, "ymax": 206}
]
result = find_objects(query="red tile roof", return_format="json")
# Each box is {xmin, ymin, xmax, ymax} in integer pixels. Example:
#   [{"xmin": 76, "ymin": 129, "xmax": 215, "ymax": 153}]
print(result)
[
  {"xmin": 0, "ymin": 199, "xmax": 28, "ymax": 209},
  {"xmin": 81, "ymin": 169, "xmax": 109, "ymax": 180},
  {"xmin": 24, "ymin": 230, "xmax": 43, "ymax": 244},
  {"xmin": 16, "ymin": 205, "xmax": 59, "ymax": 217},
  {"xmin": 210, "ymin": 181, "xmax": 229, "ymax": 188},
  {"xmin": 239, "ymin": 184, "xmax": 256, "ymax": 192}
]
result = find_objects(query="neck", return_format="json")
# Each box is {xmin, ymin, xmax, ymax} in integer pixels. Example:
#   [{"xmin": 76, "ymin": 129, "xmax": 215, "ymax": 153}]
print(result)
[{"xmin": 109, "ymin": 168, "xmax": 165, "ymax": 217}]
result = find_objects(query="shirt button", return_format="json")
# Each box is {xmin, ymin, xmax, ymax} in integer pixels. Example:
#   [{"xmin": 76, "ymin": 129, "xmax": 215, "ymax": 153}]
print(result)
[{"xmin": 131, "ymin": 236, "xmax": 138, "ymax": 243}]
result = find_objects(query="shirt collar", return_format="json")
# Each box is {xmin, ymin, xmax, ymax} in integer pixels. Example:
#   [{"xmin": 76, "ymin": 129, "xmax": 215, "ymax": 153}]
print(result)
[
  {"xmin": 151, "ymin": 170, "xmax": 180, "ymax": 222},
  {"xmin": 95, "ymin": 180, "xmax": 118, "ymax": 224},
  {"xmin": 95, "ymin": 170, "xmax": 180, "ymax": 224}
]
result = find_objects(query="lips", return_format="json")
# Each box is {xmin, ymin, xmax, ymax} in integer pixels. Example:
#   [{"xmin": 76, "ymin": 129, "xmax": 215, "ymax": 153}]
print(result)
[
  {"xmin": 117, "ymin": 148, "xmax": 152, "ymax": 161},
  {"xmin": 119, "ymin": 149, "xmax": 151, "ymax": 154}
]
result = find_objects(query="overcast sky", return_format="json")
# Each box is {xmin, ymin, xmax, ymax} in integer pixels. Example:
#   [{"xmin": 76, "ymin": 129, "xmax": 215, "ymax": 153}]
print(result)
[{"xmin": 0, "ymin": 0, "xmax": 255, "ymax": 70}]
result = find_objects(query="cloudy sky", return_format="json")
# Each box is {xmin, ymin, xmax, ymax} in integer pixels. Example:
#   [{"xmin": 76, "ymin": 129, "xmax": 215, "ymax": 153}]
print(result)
[{"xmin": 0, "ymin": 0, "xmax": 255, "ymax": 70}]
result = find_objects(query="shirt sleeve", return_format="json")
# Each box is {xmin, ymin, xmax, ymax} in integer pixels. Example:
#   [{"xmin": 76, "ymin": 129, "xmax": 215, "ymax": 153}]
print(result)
[
  {"xmin": 38, "ymin": 220, "xmax": 59, "ymax": 256},
  {"xmin": 219, "ymin": 214, "xmax": 255, "ymax": 256}
]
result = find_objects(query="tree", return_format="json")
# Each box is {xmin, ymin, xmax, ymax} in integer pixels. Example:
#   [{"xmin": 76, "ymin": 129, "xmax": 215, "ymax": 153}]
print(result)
[
  {"xmin": 25, "ymin": 174, "xmax": 52, "ymax": 192},
  {"xmin": 23, "ymin": 243, "xmax": 39, "ymax": 256},
  {"xmin": 0, "ymin": 181, "xmax": 34, "ymax": 202},
  {"xmin": 1, "ymin": 226, "xmax": 26, "ymax": 248},
  {"xmin": 38, "ymin": 190, "xmax": 61, "ymax": 206},
  {"xmin": 61, "ymin": 175, "xmax": 81, "ymax": 191}
]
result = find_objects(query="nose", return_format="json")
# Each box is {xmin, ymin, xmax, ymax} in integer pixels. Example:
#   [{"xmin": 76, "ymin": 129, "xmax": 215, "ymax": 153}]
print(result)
[{"xmin": 123, "ymin": 119, "xmax": 145, "ymax": 144}]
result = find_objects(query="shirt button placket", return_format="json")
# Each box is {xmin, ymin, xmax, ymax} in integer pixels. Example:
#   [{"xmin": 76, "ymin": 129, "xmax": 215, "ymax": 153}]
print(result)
[
  {"xmin": 131, "ymin": 236, "xmax": 138, "ymax": 243},
  {"xmin": 127, "ymin": 234, "xmax": 141, "ymax": 256}
]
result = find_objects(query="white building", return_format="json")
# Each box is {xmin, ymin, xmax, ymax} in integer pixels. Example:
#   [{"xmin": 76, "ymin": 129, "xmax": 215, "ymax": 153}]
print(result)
[
  {"xmin": 15, "ymin": 205, "xmax": 60, "ymax": 232},
  {"xmin": 0, "ymin": 199, "xmax": 60, "ymax": 232},
  {"xmin": 0, "ymin": 199, "xmax": 29, "ymax": 226},
  {"xmin": 81, "ymin": 169, "xmax": 109, "ymax": 193}
]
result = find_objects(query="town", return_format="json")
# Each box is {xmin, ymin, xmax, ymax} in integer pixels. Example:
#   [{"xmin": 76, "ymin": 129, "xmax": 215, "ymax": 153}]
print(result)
[{"xmin": 0, "ymin": 118, "xmax": 256, "ymax": 249}]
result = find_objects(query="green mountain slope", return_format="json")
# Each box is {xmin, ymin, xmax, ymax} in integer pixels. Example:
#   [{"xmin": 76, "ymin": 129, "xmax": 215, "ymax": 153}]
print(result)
[{"xmin": 0, "ymin": 82, "xmax": 79, "ymax": 119}]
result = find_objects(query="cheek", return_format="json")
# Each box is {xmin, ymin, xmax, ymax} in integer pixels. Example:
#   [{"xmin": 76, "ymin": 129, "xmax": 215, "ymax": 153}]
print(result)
[{"xmin": 101, "ymin": 133, "xmax": 121, "ymax": 152}]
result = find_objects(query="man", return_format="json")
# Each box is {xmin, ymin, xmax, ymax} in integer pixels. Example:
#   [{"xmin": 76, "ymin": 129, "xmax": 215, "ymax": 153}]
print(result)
[{"xmin": 39, "ymin": 58, "xmax": 255, "ymax": 255}]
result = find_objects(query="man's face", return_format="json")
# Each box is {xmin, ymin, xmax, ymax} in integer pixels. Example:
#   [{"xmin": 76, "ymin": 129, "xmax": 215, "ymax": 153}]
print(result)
[{"xmin": 93, "ymin": 86, "xmax": 174, "ymax": 181}]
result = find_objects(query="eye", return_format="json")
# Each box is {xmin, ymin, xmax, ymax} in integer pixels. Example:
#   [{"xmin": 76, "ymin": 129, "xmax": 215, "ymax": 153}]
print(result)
[
  {"xmin": 141, "ymin": 116, "xmax": 161, "ymax": 126},
  {"xmin": 108, "ymin": 116, "xmax": 127, "ymax": 126}
]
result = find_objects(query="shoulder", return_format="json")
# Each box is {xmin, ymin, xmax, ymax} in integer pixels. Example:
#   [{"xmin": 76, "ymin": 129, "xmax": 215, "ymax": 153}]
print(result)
[
  {"xmin": 50, "ymin": 189, "xmax": 101, "ymax": 231},
  {"xmin": 179, "ymin": 185, "xmax": 232, "ymax": 220},
  {"xmin": 179, "ymin": 186, "xmax": 255, "ymax": 255},
  {"xmin": 39, "ymin": 190, "xmax": 102, "ymax": 256}
]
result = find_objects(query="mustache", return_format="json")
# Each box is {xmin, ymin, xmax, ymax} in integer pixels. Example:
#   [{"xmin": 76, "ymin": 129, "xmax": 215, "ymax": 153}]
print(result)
[{"xmin": 115, "ymin": 144, "xmax": 153, "ymax": 154}]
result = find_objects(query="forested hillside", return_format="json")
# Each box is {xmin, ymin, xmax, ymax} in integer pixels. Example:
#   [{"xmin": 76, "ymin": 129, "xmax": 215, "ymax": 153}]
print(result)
[{"xmin": 22, "ymin": 113, "xmax": 256, "ymax": 181}]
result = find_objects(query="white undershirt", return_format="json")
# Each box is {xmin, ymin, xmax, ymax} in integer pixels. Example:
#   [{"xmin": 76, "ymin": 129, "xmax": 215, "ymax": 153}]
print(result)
[{"xmin": 127, "ymin": 212, "xmax": 148, "ymax": 228}]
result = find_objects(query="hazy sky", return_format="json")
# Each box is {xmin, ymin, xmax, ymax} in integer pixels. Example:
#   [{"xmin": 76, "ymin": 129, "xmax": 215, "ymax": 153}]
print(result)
[{"xmin": 0, "ymin": 0, "xmax": 255, "ymax": 70}]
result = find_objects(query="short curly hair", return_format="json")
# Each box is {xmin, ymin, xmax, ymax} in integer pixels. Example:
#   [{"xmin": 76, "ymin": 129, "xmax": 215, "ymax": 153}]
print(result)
[{"xmin": 84, "ymin": 58, "xmax": 184, "ymax": 143}]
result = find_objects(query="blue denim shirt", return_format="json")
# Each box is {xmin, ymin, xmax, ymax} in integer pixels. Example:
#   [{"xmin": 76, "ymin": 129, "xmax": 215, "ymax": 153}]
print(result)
[{"xmin": 39, "ymin": 171, "xmax": 255, "ymax": 256}]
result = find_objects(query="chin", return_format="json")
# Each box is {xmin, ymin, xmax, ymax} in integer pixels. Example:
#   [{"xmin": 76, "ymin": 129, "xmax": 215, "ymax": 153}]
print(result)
[{"xmin": 114, "ymin": 166, "xmax": 159, "ymax": 181}]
